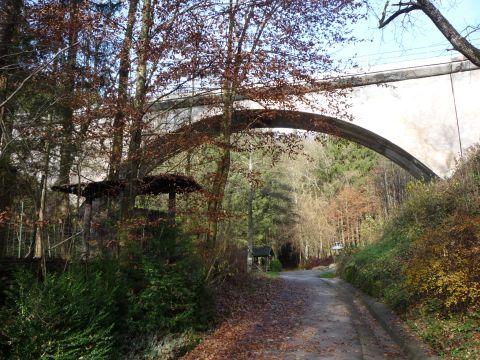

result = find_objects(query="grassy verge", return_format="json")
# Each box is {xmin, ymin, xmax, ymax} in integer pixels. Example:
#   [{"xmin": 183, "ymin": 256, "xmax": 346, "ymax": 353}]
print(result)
[
  {"xmin": 263, "ymin": 271, "xmax": 280, "ymax": 279},
  {"xmin": 406, "ymin": 308, "xmax": 480, "ymax": 359},
  {"xmin": 318, "ymin": 271, "xmax": 336, "ymax": 279}
]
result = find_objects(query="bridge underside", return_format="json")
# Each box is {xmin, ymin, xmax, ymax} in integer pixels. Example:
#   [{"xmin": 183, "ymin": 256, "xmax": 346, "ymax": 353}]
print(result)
[{"xmin": 144, "ymin": 109, "xmax": 438, "ymax": 180}]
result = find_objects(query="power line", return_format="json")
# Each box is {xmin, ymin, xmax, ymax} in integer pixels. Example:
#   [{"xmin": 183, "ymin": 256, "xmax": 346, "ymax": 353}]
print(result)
[
  {"xmin": 351, "ymin": 37, "xmax": 480, "ymax": 59},
  {"xmin": 351, "ymin": 42, "xmax": 480, "ymax": 67}
]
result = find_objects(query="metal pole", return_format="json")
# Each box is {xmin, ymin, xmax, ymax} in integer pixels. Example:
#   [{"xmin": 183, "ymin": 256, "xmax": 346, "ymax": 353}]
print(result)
[{"xmin": 449, "ymin": 73, "xmax": 463, "ymax": 157}]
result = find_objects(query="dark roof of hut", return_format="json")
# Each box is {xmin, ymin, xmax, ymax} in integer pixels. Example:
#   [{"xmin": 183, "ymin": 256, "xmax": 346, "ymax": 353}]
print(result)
[
  {"xmin": 252, "ymin": 246, "xmax": 274, "ymax": 258},
  {"xmin": 51, "ymin": 174, "xmax": 202, "ymax": 199}
]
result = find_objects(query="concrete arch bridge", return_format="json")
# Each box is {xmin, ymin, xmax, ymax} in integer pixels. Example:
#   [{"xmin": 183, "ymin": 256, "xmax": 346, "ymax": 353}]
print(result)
[{"xmin": 144, "ymin": 57, "xmax": 479, "ymax": 179}]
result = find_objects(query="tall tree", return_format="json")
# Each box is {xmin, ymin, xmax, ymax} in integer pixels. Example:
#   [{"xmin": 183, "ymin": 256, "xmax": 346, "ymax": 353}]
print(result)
[
  {"xmin": 109, "ymin": 0, "xmax": 139, "ymax": 181},
  {"xmin": 126, "ymin": 0, "xmax": 152, "ymax": 183},
  {"xmin": 120, "ymin": 0, "xmax": 197, "ymax": 213},
  {"xmin": 193, "ymin": 0, "xmax": 363, "ymax": 246},
  {"xmin": 9, "ymin": 0, "xmax": 121, "ymax": 258},
  {"xmin": 378, "ymin": 0, "xmax": 480, "ymax": 66},
  {"xmin": 0, "ymin": 0, "xmax": 23, "ymax": 151},
  {"xmin": 0, "ymin": 0, "xmax": 23, "ymax": 256}
]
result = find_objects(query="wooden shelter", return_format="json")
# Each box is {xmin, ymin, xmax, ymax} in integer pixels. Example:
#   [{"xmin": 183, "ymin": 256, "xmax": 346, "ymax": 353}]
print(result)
[
  {"xmin": 252, "ymin": 246, "xmax": 275, "ymax": 271},
  {"xmin": 52, "ymin": 174, "xmax": 202, "ymax": 258},
  {"xmin": 52, "ymin": 174, "xmax": 201, "ymax": 199}
]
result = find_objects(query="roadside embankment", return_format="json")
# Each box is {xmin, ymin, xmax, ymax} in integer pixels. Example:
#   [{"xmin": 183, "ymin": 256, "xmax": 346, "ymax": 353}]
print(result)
[{"xmin": 337, "ymin": 147, "xmax": 480, "ymax": 359}]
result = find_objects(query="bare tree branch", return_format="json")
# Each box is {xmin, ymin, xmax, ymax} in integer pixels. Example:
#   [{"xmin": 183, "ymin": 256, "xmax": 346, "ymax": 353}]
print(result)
[
  {"xmin": 463, "ymin": 25, "xmax": 480, "ymax": 39},
  {"xmin": 378, "ymin": 0, "xmax": 480, "ymax": 67},
  {"xmin": 416, "ymin": 0, "xmax": 480, "ymax": 67},
  {"xmin": 379, "ymin": 1, "xmax": 421, "ymax": 29},
  {"xmin": 0, "ymin": 42, "xmax": 79, "ymax": 109}
]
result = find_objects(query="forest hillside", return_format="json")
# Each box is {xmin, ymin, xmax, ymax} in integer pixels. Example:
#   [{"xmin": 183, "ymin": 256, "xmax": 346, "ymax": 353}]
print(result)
[{"xmin": 338, "ymin": 146, "xmax": 480, "ymax": 359}]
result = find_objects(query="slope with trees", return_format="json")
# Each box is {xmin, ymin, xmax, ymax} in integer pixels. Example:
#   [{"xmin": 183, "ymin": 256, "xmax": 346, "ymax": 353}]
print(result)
[{"xmin": 338, "ymin": 146, "xmax": 480, "ymax": 358}]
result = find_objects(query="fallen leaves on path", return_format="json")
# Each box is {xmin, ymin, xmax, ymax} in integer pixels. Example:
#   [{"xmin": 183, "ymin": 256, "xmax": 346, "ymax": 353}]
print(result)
[{"xmin": 182, "ymin": 275, "xmax": 309, "ymax": 360}]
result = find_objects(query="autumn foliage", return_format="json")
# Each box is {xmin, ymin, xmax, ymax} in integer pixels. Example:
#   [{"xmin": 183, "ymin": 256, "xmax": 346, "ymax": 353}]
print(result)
[
  {"xmin": 406, "ymin": 214, "xmax": 480, "ymax": 311},
  {"xmin": 403, "ymin": 148, "xmax": 480, "ymax": 313},
  {"xmin": 334, "ymin": 146, "xmax": 480, "ymax": 358},
  {"xmin": 339, "ymin": 146, "xmax": 480, "ymax": 314}
]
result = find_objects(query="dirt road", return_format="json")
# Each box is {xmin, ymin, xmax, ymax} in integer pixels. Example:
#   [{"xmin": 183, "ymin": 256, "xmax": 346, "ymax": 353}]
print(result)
[{"xmin": 184, "ymin": 270, "xmax": 408, "ymax": 359}]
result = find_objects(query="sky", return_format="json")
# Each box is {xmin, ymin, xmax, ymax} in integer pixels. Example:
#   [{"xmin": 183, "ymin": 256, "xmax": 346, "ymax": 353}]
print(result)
[{"xmin": 332, "ymin": 0, "xmax": 480, "ymax": 69}]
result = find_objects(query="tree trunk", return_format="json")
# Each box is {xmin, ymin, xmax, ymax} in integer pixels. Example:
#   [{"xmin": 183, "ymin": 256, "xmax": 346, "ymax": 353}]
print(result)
[
  {"xmin": 206, "ymin": 145, "xmax": 231, "ymax": 247},
  {"xmin": 0, "ymin": 0, "xmax": 22, "ymax": 256},
  {"xmin": 168, "ymin": 191, "xmax": 176, "ymax": 226},
  {"xmin": 247, "ymin": 150, "xmax": 253, "ymax": 271},
  {"xmin": 206, "ymin": 1, "xmax": 236, "ymax": 247},
  {"xmin": 34, "ymin": 174, "xmax": 47, "ymax": 276},
  {"xmin": 124, "ymin": 0, "xmax": 151, "ymax": 214},
  {"xmin": 56, "ymin": 2, "xmax": 79, "ymax": 254},
  {"xmin": 81, "ymin": 197, "xmax": 92, "ymax": 259},
  {"xmin": 34, "ymin": 135, "xmax": 51, "ymax": 277},
  {"xmin": 57, "ymin": 1, "xmax": 79, "ymax": 185},
  {"xmin": 109, "ymin": 0, "xmax": 139, "ymax": 180},
  {"xmin": 0, "ymin": 0, "xmax": 21, "ymax": 152},
  {"xmin": 128, "ymin": 0, "xmax": 151, "ymax": 175}
]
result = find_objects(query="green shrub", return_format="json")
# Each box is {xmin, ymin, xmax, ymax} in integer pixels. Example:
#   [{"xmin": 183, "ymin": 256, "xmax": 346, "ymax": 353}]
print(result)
[
  {"xmin": 116, "ymin": 222, "xmax": 212, "ymax": 334},
  {"xmin": 383, "ymin": 283, "xmax": 410, "ymax": 313},
  {"xmin": 0, "ymin": 269, "xmax": 116, "ymax": 360},
  {"xmin": 0, "ymin": 225, "xmax": 213, "ymax": 359},
  {"xmin": 127, "ymin": 255, "xmax": 212, "ymax": 334},
  {"xmin": 270, "ymin": 259, "xmax": 282, "ymax": 272}
]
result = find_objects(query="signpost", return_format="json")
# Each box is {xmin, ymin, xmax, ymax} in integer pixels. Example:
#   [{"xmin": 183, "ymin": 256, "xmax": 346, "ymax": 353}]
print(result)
[{"xmin": 332, "ymin": 242, "xmax": 344, "ymax": 264}]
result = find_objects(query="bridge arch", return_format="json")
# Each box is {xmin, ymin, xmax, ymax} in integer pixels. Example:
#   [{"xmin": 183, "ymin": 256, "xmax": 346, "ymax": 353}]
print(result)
[{"xmin": 145, "ymin": 109, "xmax": 438, "ymax": 180}]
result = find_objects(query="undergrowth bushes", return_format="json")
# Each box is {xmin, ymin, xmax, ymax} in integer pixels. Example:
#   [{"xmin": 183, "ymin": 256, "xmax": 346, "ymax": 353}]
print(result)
[
  {"xmin": 338, "ymin": 219, "xmax": 414, "ymax": 311},
  {"xmin": 406, "ymin": 214, "xmax": 480, "ymax": 311},
  {"xmin": 270, "ymin": 258, "xmax": 282, "ymax": 272},
  {"xmin": 337, "ymin": 146, "xmax": 480, "ymax": 357},
  {"xmin": 338, "ymin": 146, "xmax": 480, "ymax": 314},
  {"xmin": 1, "ymin": 269, "xmax": 116, "ymax": 359},
  {"xmin": 0, "ymin": 226, "xmax": 213, "ymax": 359}
]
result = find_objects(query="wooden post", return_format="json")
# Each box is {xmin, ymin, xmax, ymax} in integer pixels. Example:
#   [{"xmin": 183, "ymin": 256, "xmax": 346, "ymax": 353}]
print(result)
[
  {"xmin": 168, "ymin": 191, "xmax": 176, "ymax": 225},
  {"xmin": 81, "ymin": 197, "xmax": 92, "ymax": 259}
]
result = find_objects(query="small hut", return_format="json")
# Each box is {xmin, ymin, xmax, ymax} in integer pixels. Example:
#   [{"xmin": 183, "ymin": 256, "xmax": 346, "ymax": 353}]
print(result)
[
  {"xmin": 252, "ymin": 246, "xmax": 275, "ymax": 271},
  {"xmin": 51, "ymin": 174, "xmax": 202, "ymax": 258}
]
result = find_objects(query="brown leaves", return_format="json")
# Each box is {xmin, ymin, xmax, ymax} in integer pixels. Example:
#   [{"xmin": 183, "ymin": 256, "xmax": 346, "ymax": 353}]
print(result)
[{"xmin": 182, "ymin": 276, "xmax": 310, "ymax": 360}]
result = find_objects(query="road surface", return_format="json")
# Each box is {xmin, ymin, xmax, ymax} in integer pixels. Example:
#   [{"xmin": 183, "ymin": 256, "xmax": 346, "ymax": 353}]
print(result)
[
  {"xmin": 184, "ymin": 270, "xmax": 410, "ymax": 359},
  {"xmin": 276, "ymin": 270, "xmax": 406, "ymax": 359}
]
